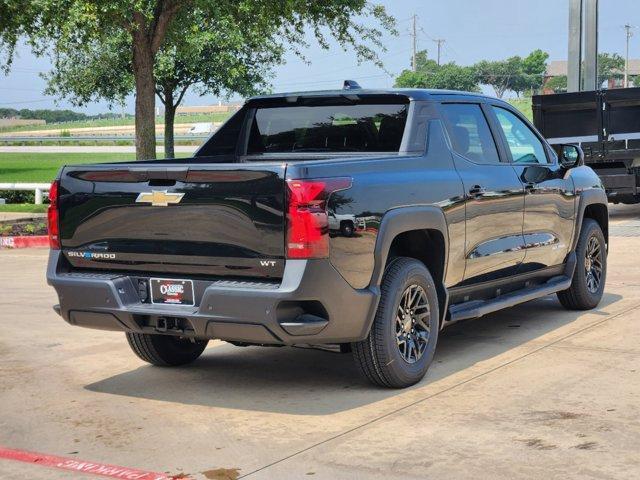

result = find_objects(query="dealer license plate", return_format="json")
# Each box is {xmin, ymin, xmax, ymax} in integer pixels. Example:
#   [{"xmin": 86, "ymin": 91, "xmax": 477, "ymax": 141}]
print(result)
[{"xmin": 150, "ymin": 278, "xmax": 195, "ymax": 306}]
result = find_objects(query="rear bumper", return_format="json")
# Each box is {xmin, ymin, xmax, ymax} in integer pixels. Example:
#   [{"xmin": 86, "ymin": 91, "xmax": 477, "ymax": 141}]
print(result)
[{"xmin": 46, "ymin": 250, "xmax": 379, "ymax": 345}]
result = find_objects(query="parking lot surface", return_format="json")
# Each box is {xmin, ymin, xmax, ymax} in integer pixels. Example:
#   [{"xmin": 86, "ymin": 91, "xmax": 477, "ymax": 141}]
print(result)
[{"xmin": 1, "ymin": 205, "xmax": 639, "ymax": 480}]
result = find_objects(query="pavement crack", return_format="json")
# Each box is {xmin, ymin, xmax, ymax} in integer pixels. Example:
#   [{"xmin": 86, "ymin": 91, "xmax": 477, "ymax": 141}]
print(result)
[{"xmin": 238, "ymin": 301, "xmax": 640, "ymax": 479}]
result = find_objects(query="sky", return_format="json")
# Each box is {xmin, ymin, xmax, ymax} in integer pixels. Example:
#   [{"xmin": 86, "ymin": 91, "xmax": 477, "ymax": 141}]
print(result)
[{"xmin": 0, "ymin": 0, "xmax": 638, "ymax": 114}]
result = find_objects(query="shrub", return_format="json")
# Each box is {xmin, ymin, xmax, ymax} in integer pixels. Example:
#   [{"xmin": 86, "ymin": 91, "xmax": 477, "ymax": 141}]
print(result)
[{"xmin": 0, "ymin": 190, "xmax": 35, "ymax": 203}]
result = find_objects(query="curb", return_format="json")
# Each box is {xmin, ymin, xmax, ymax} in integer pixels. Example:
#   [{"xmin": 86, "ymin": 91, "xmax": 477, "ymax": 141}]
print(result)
[{"xmin": 0, "ymin": 236, "xmax": 49, "ymax": 249}]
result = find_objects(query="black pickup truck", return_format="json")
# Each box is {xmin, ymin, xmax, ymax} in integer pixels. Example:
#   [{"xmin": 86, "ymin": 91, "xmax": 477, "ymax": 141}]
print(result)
[{"xmin": 47, "ymin": 85, "xmax": 609, "ymax": 388}]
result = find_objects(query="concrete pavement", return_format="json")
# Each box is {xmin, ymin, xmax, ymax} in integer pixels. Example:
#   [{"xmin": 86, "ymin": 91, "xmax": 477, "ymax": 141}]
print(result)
[{"xmin": 0, "ymin": 206, "xmax": 639, "ymax": 479}]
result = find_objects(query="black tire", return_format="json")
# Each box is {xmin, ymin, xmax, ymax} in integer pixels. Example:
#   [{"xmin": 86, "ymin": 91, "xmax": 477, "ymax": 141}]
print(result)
[
  {"xmin": 340, "ymin": 221, "xmax": 355, "ymax": 237},
  {"xmin": 557, "ymin": 218, "xmax": 607, "ymax": 310},
  {"xmin": 352, "ymin": 257, "xmax": 439, "ymax": 388},
  {"xmin": 126, "ymin": 333, "xmax": 208, "ymax": 366}
]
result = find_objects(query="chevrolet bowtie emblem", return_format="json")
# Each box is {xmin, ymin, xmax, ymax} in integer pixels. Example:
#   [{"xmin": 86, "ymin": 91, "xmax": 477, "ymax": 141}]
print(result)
[{"xmin": 135, "ymin": 190, "xmax": 185, "ymax": 207}]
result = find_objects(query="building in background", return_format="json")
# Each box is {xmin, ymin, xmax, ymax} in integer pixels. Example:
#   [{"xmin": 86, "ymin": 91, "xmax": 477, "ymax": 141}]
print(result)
[{"xmin": 544, "ymin": 59, "xmax": 640, "ymax": 93}]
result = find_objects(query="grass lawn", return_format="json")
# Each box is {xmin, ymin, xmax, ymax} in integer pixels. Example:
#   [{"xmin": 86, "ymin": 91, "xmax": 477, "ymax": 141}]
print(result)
[
  {"xmin": 508, "ymin": 97, "xmax": 533, "ymax": 122},
  {"xmin": 0, "ymin": 152, "xmax": 189, "ymax": 183},
  {"xmin": 0, "ymin": 113, "xmax": 231, "ymax": 134},
  {"xmin": 0, "ymin": 203, "xmax": 47, "ymax": 213}
]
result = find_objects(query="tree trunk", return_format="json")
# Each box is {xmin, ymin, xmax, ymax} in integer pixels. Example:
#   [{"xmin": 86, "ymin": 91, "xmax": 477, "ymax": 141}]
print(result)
[
  {"xmin": 164, "ymin": 92, "xmax": 176, "ymax": 159},
  {"xmin": 132, "ymin": 34, "xmax": 157, "ymax": 160}
]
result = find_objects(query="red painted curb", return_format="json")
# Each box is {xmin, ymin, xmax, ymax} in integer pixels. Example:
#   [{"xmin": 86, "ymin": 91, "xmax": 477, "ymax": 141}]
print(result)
[
  {"xmin": 0, "ymin": 235, "xmax": 49, "ymax": 248},
  {"xmin": 0, "ymin": 446, "xmax": 184, "ymax": 480}
]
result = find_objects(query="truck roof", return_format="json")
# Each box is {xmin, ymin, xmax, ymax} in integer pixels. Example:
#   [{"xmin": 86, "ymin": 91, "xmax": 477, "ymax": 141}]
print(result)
[{"xmin": 248, "ymin": 88, "xmax": 494, "ymax": 103}]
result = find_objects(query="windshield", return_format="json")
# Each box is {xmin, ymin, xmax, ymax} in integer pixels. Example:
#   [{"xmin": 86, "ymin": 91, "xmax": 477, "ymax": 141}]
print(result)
[{"xmin": 246, "ymin": 103, "xmax": 408, "ymax": 155}]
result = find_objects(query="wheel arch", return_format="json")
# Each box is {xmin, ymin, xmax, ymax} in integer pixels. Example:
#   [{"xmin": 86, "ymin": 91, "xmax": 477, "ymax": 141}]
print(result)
[
  {"xmin": 368, "ymin": 206, "xmax": 450, "ymax": 325},
  {"xmin": 573, "ymin": 190, "xmax": 609, "ymax": 251}
]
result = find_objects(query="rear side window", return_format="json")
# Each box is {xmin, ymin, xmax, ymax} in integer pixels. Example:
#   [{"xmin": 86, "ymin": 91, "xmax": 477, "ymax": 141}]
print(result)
[
  {"xmin": 441, "ymin": 103, "xmax": 500, "ymax": 164},
  {"xmin": 247, "ymin": 103, "xmax": 408, "ymax": 154}
]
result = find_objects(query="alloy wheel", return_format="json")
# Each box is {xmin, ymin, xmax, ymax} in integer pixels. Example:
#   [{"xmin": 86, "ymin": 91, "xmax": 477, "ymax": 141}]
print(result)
[
  {"xmin": 585, "ymin": 235, "xmax": 603, "ymax": 294},
  {"xmin": 395, "ymin": 284, "xmax": 431, "ymax": 364}
]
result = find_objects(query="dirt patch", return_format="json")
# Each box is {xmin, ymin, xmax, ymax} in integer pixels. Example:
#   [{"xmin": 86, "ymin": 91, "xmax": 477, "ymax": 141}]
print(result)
[
  {"xmin": 518, "ymin": 438, "xmax": 558, "ymax": 450},
  {"xmin": 526, "ymin": 410, "xmax": 584, "ymax": 421},
  {"xmin": 202, "ymin": 468, "xmax": 241, "ymax": 480},
  {"xmin": 574, "ymin": 441, "xmax": 598, "ymax": 450}
]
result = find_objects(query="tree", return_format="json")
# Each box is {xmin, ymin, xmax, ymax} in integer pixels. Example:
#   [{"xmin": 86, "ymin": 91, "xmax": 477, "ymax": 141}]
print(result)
[
  {"xmin": 395, "ymin": 50, "xmax": 479, "ymax": 92},
  {"xmin": 634, "ymin": 76, "xmax": 640, "ymax": 88},
  {"xmin": 153, "ymin": 10, "xmax": 283, "ymax": 157},
  {"xmin": 2, "ymin": 1, "xmax": 394, "ymax": 160},
  {"xmin": 521, "ymin": 49, "xmax": 549, "ymax": 93},
  {"xmin": 475, "ymin": 56, "xmax": 523, "ymax": 99},
  {"xmin": 545, "ymin": 75, "xmax": 567, "ymax": 93},
  {"xmin": 395, "ymin": 63, "xmax": 479, "ymax": 91},
  {"xmin": 597, "ymin": 52, "xmax": 625, "ymax": 87},
  {"xmin": 475, "ymin": 50, "xmax": 549, "ymax": 98}
]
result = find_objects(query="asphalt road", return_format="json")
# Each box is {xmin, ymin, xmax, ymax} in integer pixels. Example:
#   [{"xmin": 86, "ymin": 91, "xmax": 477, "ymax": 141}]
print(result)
[{"xmin": 1, "ymin": 205, "xmax": 639, "ymax": 479}]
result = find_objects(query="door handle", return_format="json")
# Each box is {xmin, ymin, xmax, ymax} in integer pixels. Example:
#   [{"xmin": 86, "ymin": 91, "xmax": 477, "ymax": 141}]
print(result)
[
  {"xmin": 524, "ymin": 182, "xmax": 536, "ymax": 193},
  {"xmin": 468, "ymin": 185, "xmax": 486, "ymax": 197}
]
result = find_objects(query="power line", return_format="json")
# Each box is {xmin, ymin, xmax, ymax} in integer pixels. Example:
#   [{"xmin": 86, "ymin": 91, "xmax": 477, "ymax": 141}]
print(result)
[{"xmin": 0, "ymin": 98, "xmax": 54, "ymax": 106}]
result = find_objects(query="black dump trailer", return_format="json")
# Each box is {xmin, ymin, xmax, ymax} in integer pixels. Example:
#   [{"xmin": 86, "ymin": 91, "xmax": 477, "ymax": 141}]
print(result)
[{"xmin": 533, "ymin": 87, "xmax": 640, "ymax": 204}]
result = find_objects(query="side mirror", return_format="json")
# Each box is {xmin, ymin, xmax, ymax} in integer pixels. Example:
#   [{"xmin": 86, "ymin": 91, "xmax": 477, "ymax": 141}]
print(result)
[{"xmin": 556, "ymin": 144, "xmax": 584, "ymax": 169}]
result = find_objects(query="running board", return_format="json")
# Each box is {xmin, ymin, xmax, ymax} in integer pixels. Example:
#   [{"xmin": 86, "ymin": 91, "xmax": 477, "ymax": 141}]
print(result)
[{"xmin": 448, "ymin": 254, "xmax": 576, "ymax": 323}]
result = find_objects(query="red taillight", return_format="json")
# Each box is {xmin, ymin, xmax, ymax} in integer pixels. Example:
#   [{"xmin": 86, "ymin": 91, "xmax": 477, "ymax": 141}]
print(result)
[
  {"xmin": 47, "ymin": 180, "xmax": 60, "ymax": 249},
  {"xmin": 286, "ymin": 177, "xmax": 352, "ymax": 259}
]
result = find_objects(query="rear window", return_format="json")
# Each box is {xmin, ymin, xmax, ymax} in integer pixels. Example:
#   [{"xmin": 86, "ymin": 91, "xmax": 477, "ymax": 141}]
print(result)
[{"xmin": 247, "ymin": 103, "xmax": 408, "ymax": 154}]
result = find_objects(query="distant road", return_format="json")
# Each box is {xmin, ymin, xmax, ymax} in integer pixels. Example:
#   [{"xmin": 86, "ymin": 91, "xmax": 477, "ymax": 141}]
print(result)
[{"xmin": 0, "ymin": 145, "xmax": 198, "ymax": 154}]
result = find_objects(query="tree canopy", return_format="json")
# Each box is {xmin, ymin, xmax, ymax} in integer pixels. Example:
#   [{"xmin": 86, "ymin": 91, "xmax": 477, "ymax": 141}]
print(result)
[
  {"xmin": 2, "ymin": 1, "xmax": 394, "ymax": 159},
  {"xmin": 475, "ymin": 50, "xmax": 549, "ymax": 98},
  {"xmin": 395, "ymin": 50, "xmax": 480, "ymax": 92},
  {"xmin": 395, "ymin": 49, "xmax": 549, "ymax": 98}
]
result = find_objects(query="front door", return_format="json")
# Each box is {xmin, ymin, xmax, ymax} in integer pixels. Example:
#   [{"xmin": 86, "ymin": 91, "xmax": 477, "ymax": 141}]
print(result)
[
  {"xmin": 440, "ymin": 102, "xmax": 526, "ymax": 284},
  {"xmin": 489, "ymin": 105, "xmax": 576, "ymax": 271}
]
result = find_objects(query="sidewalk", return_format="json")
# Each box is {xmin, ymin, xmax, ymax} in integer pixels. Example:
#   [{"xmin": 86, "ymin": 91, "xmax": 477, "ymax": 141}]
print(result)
[{"xmin": 0, "ymin": 212, "xmax": 47, "ymax": 222}]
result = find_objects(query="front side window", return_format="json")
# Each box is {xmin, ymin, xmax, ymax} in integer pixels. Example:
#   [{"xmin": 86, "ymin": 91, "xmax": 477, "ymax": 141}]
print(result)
[
  {"xmin": 492, "ymin": 107, "xmax": 548, "ymax": 164},
  {"xmin": 440, "ymin": 103, "xmax": 501, "ymax": 164},
  {"xmin": 246, "ymin": 103, "xmax": 408, "ymax": 155}
]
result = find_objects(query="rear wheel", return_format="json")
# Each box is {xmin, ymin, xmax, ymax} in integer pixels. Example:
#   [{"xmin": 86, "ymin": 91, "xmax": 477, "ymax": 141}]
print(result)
[
  {"xmin": 557, "ymin": 218, "xmax": 607, "ymax": 310},
  {"xmin": 126, "ymin": 333, "xmax": 208, "ymax": 366},
  {"xmin": 352, "ymin": 257, "xmax": 439, "ymax": 388}
]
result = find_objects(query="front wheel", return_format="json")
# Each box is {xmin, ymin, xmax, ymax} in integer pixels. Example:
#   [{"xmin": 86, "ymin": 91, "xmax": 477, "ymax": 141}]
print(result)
[
  {"xmin": 126, "ymin": 333, "xmax": 208, "ymax": 366},
  {"xmin": 352, "ymin": 257, "xmax": 439, "ymax": 388},
  {"xmin": 557, "ymin": 218, "xmax": 607, "ymax": 310}
]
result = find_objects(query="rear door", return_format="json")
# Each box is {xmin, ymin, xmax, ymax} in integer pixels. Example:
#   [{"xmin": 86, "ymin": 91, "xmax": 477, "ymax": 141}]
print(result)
[
  {"xmin": 440, "ymin": 102, "xmax": 526, "ymax": 284},
  {"xmin": 488, "ymin": 105, "xmax": 575, "ymax": 270}
]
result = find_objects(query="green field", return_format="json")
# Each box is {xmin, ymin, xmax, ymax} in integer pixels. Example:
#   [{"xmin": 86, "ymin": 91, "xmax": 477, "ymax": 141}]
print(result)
[
  {"xmin": 0, "ymin": 112, "xmax": 232, "ymax": 133},
  {"xmin": 0, "ymin": 152, "xmax": 188, "ymax": 184},
  {"xmin": 0, "ymin": 203, "xmax": 47, "ymax": 213},
  {"xmin": 0, "ymin": 153, "xmax": 139, "ymax": 183},
  {"xmin": 508, "ymin": 97, "xmax": 533, "ymax": 122}
]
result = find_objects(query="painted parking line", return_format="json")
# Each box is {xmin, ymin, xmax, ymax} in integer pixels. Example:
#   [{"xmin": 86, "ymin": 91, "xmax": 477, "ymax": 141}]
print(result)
[{"xmin": 0, "ymin": 447, "xmax": 188, "ymax": 480}]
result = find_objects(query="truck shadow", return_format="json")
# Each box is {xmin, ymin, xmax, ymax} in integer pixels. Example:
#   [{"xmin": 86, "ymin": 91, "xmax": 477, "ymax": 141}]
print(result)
[{"xmin": 86, "ymin": 292, "xmax": 622, "ymax": 415}]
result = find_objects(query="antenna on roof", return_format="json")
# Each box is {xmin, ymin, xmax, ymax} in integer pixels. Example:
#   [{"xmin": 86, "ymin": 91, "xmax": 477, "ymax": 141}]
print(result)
[{"xmin": 343, "ymin": 80, "xmax": 362, "ymax": 90}]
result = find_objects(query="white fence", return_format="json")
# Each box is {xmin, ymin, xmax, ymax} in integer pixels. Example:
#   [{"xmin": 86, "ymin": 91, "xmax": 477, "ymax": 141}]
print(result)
[{"xmin": 0, "ymin": 183, "xmax": 51, "ymax": 204}]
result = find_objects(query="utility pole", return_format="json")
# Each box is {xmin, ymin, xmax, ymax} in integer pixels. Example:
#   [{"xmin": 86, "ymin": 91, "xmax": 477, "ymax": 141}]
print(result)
[
  {"xmin": 411, "ymin": 14, "xmax": 418, "ymax": 72},
  {"xmin": 433, "ymin": 39, "xmax": 445, "ymax": 66},
  {"xmin": 568, "ymin": 0, "xmax": 582, "ymax": 92},
  {"xmin": 624, "ymin": 24, "xmax": 635, "ymax": 88}
]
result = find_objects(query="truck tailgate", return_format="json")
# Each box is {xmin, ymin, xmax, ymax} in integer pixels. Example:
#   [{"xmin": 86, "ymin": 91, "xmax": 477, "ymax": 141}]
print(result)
[{"xmin": 57, "ymin": 162, "xmax": 286, "ymax": 279}]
